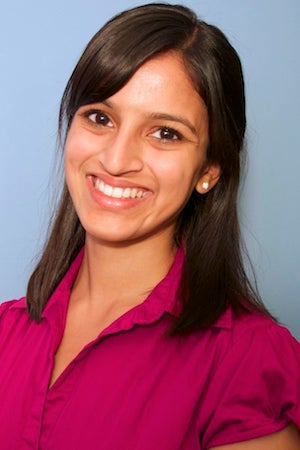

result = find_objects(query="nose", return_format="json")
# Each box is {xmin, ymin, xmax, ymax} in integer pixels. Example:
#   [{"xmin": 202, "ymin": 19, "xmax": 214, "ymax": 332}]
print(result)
[{"xmin": 98, "ymin": 127, "xmax": 144, "ymax": 176}]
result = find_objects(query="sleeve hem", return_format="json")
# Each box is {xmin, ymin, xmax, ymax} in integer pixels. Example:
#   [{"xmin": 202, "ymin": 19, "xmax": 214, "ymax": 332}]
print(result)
[{"xmin": 205, "ymin": 419, "xmax": 291, "ymax": 449}]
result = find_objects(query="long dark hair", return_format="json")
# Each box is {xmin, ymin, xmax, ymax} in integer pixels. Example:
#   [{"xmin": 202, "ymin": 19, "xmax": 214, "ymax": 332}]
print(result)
[{"xmin": 26, "ymin": 3, "xmax": 272, "ymax": 332}]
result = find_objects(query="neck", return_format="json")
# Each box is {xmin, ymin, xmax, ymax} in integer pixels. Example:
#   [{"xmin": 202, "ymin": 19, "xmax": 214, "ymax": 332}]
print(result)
[{"xmin": 72, "ymin": 233, "xmax": 178, "ymax": 310}]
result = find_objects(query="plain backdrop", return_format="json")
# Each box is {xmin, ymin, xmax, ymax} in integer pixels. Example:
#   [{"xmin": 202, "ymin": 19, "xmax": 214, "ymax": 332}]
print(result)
[{"xmin": 0, "ymin": 0, "xmax": 299, "ymax": 338}]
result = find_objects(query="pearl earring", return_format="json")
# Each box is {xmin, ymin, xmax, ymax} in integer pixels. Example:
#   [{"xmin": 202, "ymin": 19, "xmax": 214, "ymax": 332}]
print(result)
[{"xmin": 202, "ymin": 181, "xmax": 209, "ymax": 190}]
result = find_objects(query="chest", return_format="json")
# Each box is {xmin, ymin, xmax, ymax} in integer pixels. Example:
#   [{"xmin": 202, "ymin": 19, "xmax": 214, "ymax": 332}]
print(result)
[{"xmin": 0, "ymin": 318, "xmax": 221, "ymax": 450}]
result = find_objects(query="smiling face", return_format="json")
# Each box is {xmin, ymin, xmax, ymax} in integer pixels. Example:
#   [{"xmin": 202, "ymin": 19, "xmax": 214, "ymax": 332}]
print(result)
[{"xmin": 64, "ymin": 52, "xmax": 220, "ymax": 248}]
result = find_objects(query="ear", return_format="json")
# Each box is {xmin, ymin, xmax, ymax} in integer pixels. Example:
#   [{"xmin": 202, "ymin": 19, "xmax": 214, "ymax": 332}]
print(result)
[{"xmin": 195, "ymin": 163, "xmax": 221, "ymax": 194}]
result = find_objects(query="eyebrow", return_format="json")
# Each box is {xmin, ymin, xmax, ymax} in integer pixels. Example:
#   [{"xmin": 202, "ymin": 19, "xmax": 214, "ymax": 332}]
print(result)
[
  {"xmin": 101, "ymin": 100, "xmax": 197, "ymax": 135},
  {"xmin": 148, "ymin": 113, "xmax": 197, "ymax": 135}
]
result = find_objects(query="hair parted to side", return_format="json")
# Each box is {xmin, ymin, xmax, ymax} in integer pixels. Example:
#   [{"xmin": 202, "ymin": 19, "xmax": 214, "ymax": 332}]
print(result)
[{"xmin": 26, "ymin": 3, "xmax": 272, "ymax": 332}]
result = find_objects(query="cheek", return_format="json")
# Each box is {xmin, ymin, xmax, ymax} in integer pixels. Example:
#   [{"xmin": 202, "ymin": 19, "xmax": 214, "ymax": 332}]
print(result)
[
  {"xmin": 64, "ymin": 135, "xmax": 80, "ymax": 172},
  {"xmin": 63, "ymin": 146, "xmax": 76, "ymax": 189},
  {"xmin": 64, "ymin": 129, "xmax": 98, "ymax": 165},
  {"xmin": 63, "ymin": 134, "xmax": 87, "ymax": 194},
  {"xmin": 154, "ymin": 154, "xmax": 204, "ymax": 195}
]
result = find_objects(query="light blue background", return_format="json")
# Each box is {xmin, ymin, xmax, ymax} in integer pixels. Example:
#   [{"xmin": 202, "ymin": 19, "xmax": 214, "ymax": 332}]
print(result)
[{"xmin": 0, "ymin": 0, "xmax": 299, "ymax": 338}]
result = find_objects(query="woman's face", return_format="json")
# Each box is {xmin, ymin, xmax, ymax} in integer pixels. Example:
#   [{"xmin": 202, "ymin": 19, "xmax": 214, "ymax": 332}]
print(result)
[{"xmin": 64, "ymin": 52, "xmax": 219, "ymax": 247}]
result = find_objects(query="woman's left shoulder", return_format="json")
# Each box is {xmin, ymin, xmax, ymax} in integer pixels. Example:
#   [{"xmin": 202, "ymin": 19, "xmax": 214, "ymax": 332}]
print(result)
[
  {"xmin": 229, "ymin": 309, "xmax": 300, "ymax": 353},
  {"xmin": 200, "ymin": 310, "xmax": 300, "ymax": 448}
]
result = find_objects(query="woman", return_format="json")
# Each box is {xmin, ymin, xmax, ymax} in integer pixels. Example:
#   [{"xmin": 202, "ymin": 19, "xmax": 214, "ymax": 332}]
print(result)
[{"xmin": 0, "ymin": 3, "xmax": 299, "ymax": 449}]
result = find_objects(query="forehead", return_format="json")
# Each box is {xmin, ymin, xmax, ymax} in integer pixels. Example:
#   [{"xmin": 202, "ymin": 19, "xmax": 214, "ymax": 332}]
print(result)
[
  {"xmin": 119, "ymin": 52, "xmax": 195, "ymax": 92},
  {"xmin": 105, "ymin": 52, "xmax": 206, "ymax": 120}
]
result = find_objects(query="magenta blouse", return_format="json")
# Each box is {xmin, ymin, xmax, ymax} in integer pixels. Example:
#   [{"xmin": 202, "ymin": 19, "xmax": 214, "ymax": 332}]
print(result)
[{"xmin": 0, "ymin": 247, "xmax": 299, "ymax": 449}]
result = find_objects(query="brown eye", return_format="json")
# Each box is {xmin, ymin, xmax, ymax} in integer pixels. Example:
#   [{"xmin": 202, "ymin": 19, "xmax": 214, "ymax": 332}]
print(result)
[
  {"xmin": 152, "ymin": 127, "xmax": 182, "ymax": 141},
  {"xmin": 88, "ymin": 111, "xmax": 113, "ymax": 127},
  {"xmin": 161, "ymin": 127, "xmax": 178, "ymax": 140}
]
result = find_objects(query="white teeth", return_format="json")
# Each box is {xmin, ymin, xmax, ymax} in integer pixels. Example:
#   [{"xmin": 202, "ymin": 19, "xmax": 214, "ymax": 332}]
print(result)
[
  {"xmin": 123, "ymin": 188, "xmax": 131, "ymax": 198},
  {"xmin": 94, "ymin": 179, "xmax": 145, "ymax": 199},
  {"xmin": 130, "ymin": 188, "xmax": 137, "ymax": 198},
  {"xmin": 112, "ymin": 187, "xmax": 123, "ymax": 198},
  {"xmin": 104, "ymin": 184, "xmax": 113, "ymax": 196}
]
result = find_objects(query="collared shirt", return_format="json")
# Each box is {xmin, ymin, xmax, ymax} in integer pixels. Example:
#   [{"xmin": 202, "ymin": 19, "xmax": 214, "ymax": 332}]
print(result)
[{"xmin": 0, "ymin": 247, "xmax": 299, "ymax": 449}]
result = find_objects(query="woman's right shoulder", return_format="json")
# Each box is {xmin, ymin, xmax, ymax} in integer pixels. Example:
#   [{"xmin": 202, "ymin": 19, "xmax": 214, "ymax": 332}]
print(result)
[{"xmin": 0, "ymin": 298, "xmax": 26, "ymax": 323}]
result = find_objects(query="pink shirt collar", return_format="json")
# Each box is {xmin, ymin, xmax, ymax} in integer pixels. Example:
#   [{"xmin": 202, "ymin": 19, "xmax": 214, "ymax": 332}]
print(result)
[{"xmin": 12, "ymin": 245, "xmax": 232, "ymax": 342}]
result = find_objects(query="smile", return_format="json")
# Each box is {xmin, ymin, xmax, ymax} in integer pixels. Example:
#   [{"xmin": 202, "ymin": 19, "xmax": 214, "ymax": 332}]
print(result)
[{"xmin": 94, "ymin": 178, "xmax": 146, "ymax": 199}]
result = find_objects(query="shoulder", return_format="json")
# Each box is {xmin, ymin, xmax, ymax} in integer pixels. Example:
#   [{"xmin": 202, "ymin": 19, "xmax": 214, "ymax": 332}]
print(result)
[
  {"xmin": 0, "ymin": 297, "xmax": 26, "ymax": 309},
  {"xmin": 205, "ymin": 307, "xmax": 299, "ymax": 367},
  {"xmin": 229, "ymin": 310, "xmax": 300, "ymax": 365},
  {"xmin": 0, "ymin": 297, "xmax": 27, "ymax": 328},
  {"xmin": 215, "ymin": 310, "xmax": 300, "ymax": 405},
  {"xmin": 0, "ymin": 297, "xmax": 24, "ymax": 313},
  {"xmin": 213, "ymin": 307, "xmax": 299, "ymax": 355},
  {"xmin": 200, "ymin": 310, "xmax": 300, "ymax": 449}
]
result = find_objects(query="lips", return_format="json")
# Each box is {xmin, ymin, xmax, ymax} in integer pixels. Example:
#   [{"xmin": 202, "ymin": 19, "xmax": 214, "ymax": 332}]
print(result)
[{"xmin": 94, "ymin": 178, "xmax": 147, "ymax": 199}]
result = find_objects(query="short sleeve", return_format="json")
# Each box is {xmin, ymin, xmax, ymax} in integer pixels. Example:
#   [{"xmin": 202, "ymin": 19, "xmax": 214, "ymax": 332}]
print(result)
[{"xmin": 202, "ymin": 321, "xmax": 300, "ymax": 449}]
